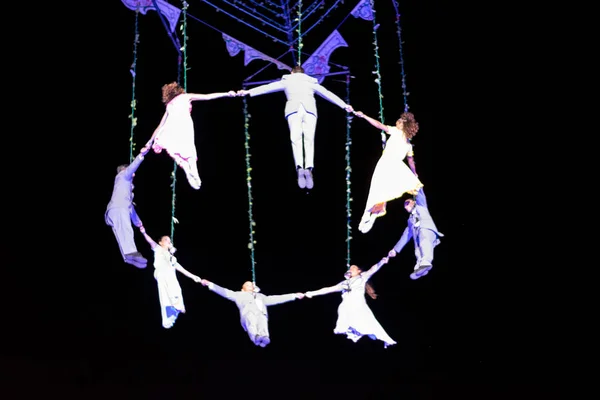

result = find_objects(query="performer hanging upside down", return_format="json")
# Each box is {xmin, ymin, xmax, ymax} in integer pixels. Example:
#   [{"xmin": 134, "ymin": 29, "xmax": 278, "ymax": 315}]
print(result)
[
  {"xmin": 388, "ymin": 188, "xmax": 444, "ymax": 280},
  {"xmin": 354, "ymin": 111, "xmax": 423, "ymax": 233},
  {"xmin": 148, "ymin": 82, "xmax": 237, "ymax": 190},
  {"xmin": 105, "ymin": 145, "xmax": 150, "ymax": 269},
  {"xmin": 139, "ymin": 227, "xmax": 202, "ymax": 329},
  {"xmin": 200, "ymin": 279, "xmax": 304, "ymax": 347},
  {"xmin": 237, "ymin": 66, "xmax": 354, "ymax": 190},
  {"xmin": 304, "ymin": 257, "xmax": 397, "ymax": 348}
]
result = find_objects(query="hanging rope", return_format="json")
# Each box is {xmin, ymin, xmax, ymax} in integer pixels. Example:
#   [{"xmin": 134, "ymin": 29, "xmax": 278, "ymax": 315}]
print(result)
[
  {"xmin": 344, "ymin": 73, "xmax": 353, "ymax": 270},
  {"xmin": 369, "ymin": 0, "xmax": 386, "ymax": 148},
  {"xmin": 242, "ymin": 95, "xmax": 257, "ymax": 285},
  {"xmin": 391, "ymin": 1, "xmax": 409, "ymax": 112},
  {"xmin": 170, "ymin": 1, "xmax": 189, "ymax": 241},
  {"xmin": 128, "ymin": 9, "xmax": 140, "ymax": 163},
  {"xmin": 296, "ymin": 0, "xmax": 303, "ymax": 65}
]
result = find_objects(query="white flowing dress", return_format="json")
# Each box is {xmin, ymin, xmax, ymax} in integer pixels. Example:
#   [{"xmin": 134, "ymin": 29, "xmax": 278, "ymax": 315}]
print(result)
[
  {"xmin": 152, "ymin": 94, "xmax": 201, "ymax": 189},
  {"xmin": 153, "ymin": 246, "xmax": 185, "ymax": 329},
  {"xmin": 363, "ymin": 125, "xmax": 423, "ymax": 215},
  {"xmin": 306, "ymin": 263, "xmax": 396, "ymax": 348}
]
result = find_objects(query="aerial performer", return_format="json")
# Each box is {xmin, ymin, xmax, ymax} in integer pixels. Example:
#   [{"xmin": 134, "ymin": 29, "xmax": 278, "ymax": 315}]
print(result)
[
  {"xmin": 237, "ymin": 66, "xmax": 354, "ymax": 190},
  {"xmin": 148, "ymin": 82, "xmax": 237, "ymax": 189},
  {"xmin": 353, "ymin": 110, "xmax": 423, "ymax": 233},
  {"xmin": 304, "ymin": 257, "xmax": 396, "ymax": 348},
  {"xmin": 105, "ymin": 145, "xmax": 151, "ymax": 269},
  {"xmin": 388, "ymin": 188, "xmax": 444, "ymax": 280},
  {"xmin": 200, "ymin": 279, "xmax": 304, "ymax": 347},
  {"xmin": 139, "ymin": 227, "xmax": 202, "ymax": 329}
]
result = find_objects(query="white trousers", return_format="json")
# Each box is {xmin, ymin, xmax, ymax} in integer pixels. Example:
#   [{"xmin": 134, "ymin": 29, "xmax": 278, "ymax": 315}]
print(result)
[{"xmin": 286, "ymin": 105, "xmax": 318, "ymax": 169}]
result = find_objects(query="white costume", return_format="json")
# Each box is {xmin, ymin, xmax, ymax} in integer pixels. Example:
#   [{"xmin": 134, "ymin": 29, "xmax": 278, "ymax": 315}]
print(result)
[
  {"xmin": 305, "ymin": 260, "xmax": 396, "ymax": 348},
  {"xmin": 207, "ymin": 282, "xmax": 300, "ymax": 347},
  {"xmin": 152, "ymin": 94, "xmax": 201, "ymax": 189},
  {"xmin": 359, "ymin": 125, "xmax": 423, "ymax": 233},
  {"xmin": 153, "ymin": 246, "xmax": 186, "ymax": 329},
  {"xmin": 247, "ymin": 72, "xmax": 350, "ymax": 185}
]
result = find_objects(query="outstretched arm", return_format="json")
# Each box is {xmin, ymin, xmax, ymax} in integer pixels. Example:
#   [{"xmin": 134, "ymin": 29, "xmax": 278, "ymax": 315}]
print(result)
[
  {"xmin": 407, "ymin": 155, "xmax": 417, "ymax": 176},
  {"xmin": 201, "ymin": 280, "xmax": 237, "ymax": 301},
  {"xmin": 312, "ymin": 84, "xmax": 353, "ymax": 111},
  {"xmin": 187, "ymin": 91, "xmax": 236, "ymax": 101},
  {"xmin": 414, "ymin": 188, "xmax": 427, "ymax": 207},
  {"xmin": 122, "ymin": 145, "xmax": 150, "ymax": 180},
  {"xmin": 242, "ymin": 81, "xmax": 285, "ymax": 97},
  {"xmin": 390, "ymin": 227, "xmax": 412, "ymax": 256},
  {"xmin": 361, "ymin": 257, "xmax": 389, "ymax": 281},
  {"xmin": 263, "ymin": 293, "xmax": 303, "ymax": 306},
  {"xmin": 139, "ymin": 226, "xmax": 158, "ymax": 249},
  {"xmin": 130, "ymin": 207, "xmax": 143, "ymax": 228},
  {"xmin": 146, "ymin": 111, "xmax": 169, "ymax": 148},
  {"xmin": 354, "ymin": 111, "xmax": 389, "ymax": 133},
  {"xmin": 174, "ymin": 263, "xmax": 201, "ymax": 283},
  {"xmin": 305, "ymin": 282, "xmax": 344, "ymax": 298}
]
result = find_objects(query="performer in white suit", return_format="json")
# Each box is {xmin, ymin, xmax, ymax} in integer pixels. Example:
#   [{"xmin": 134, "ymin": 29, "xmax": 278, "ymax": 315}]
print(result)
[
  {"xmin": 201, "ymin": 279, "xmax": 304, "ymax": 347},
  {"xmin": 238, "ymin": 66, "xmax": 354, "ymax": 189}
]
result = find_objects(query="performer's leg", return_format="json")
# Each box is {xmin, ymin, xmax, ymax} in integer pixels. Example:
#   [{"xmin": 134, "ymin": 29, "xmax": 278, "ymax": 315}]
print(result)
[
  {"xmin": 359, "ymin": 201, "xmax": 385, "ymax": 233},
  {"xmin": 243, "ymin": 313, "xmax": 261, "ymax": 346},
  {"xmin": 413, "ymin": 230, "xmax": 423, "ymax": 269},
  {"xmin": 302, "ymin": 112, "xmax": 317, "ymax": 169},
  {"xmin": 256, "ymin": 315, "xmax": 271, "ymax": 347},
  {"xmin": 173, "ymin": 155, "xmax": 201, "ymax": 190},
  {"xmin": 127, "ymin": 208, "xmax": 148, "ymax": 266},
  {"xmin": 287, "ymin": 111, "xmax": 306, "ymax": 188},
  {"xmin": 287, "ymin": 111, "xmax": 304, "ymax": 168},
  {"xmin": 302, "ymin": 112, "xmax": 317, "ymax": 189},
  {"xmin": 106, "ymin": 208, "xmax": 139, "ymax": 261},
  {"xmin": 418, "ymin": 229, "xmax": 438, "ymax": 267},
  {"xmin": 410, "ymin": 229, "xmax": 436, "ymax": 279},
  {"xmin": 369, "ymin": 202, "xmax": 387, "ymax": 217}
]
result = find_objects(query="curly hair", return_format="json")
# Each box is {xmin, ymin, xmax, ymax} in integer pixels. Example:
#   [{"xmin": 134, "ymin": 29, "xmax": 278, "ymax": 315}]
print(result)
[
  {"xmin": 398, "ymin": 111, "xmax": 419, "ymax": 139},
  {"xmin": 161, "ymin": 82, "xmax": 186, "ymax": 104}
]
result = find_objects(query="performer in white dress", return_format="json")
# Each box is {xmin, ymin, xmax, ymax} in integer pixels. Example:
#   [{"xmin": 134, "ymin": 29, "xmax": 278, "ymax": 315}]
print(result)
[
  {"xmin": 304, "ymin": 257, "xmax": 396, "ymax": 348},
  {"xmin": 354, "ymin": 111, "xmax": 423, "ymax": 233},
  {"xmin": 148, "ymin": 82, "xmax": 237, "ymax": 190},
  {"xmin": 139, "ymin": 227, "xmax": 202, "ymax": 329}
]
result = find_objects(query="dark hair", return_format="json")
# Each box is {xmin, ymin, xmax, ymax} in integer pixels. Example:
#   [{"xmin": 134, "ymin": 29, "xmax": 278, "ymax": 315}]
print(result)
[
  {"xmin": 291, "ymin": 65, "xmax": 305, "ymax": 74},
  {"xmin": 117, "ymin": 164, "xmax": 128, "ymax": 173},
  {"xmin": 398, "ymin": 112, "xmax": 419, "ymax": 139},
  {"xmin": 355, "ymin": 266, "xmax": 378, "ymax": 300},
  {"xmin": 365, "ymin": 282, "xmax": 378, "ymax": 299},
  {"xmin": 161, "ymin": 82, "xmax": 186, "ymax": 104}
]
